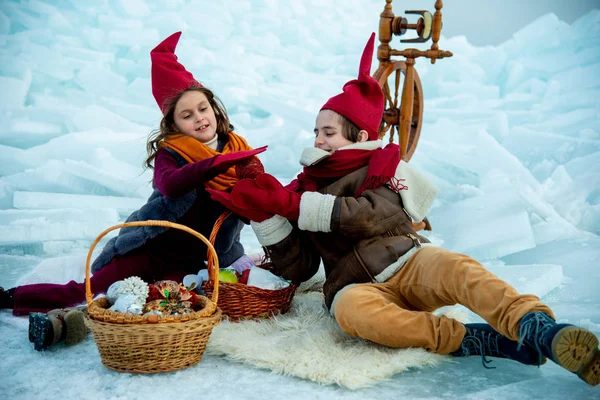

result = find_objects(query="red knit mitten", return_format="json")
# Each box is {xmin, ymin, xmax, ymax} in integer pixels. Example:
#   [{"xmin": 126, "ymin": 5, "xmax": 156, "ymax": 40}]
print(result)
[
  {"xmin": 207, "ymin": 188, "xmax": 274, "ymax": 222},
  {"xmin": 231, "ymin": 173, "xmax": 301, "ymax": 220},
  {"xmin": 235, "ymin": 156, "xmax": 265, "ymax": 180},
  {"xmin": 210, "ymin": 146, "xmax": 267, "ymax": 173}
]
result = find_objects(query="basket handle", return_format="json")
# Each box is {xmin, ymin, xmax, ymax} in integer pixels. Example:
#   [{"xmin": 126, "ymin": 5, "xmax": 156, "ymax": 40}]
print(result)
[
  {"xmin": 85, "ymin": 220, "xmax": 220, "ymax": 307},
  {"xmin": 206, "ymin": 211, "xmax": 232, "ymax": 277}
]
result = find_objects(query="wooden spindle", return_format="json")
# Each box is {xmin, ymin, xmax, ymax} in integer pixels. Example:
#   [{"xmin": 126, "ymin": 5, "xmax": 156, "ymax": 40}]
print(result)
[{"xmin": 431, "ymin": 0, "xmax": 443, "ymax": 64}]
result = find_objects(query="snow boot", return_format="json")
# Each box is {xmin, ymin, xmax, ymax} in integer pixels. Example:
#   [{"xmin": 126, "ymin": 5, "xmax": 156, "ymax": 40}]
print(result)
[
  {"xmin": 451, "ymin": 323, "xmax": 543, "ymax": 368},
  {"xmin": 28, "ymin": 306, "xmax": 88, "ymax": 351},
  {"xmin": 0, "ymin": 287, "xmax": 15, "ymax": 309},
  {"xmin": 519, "ymin": 311, "xmax": 599, "ymax": 386}
]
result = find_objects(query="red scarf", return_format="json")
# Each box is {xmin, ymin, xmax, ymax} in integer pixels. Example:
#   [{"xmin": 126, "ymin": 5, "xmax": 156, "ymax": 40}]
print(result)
[{"xmin": 286, "ymin": 143, "xmax": 401, "ymax": 197}]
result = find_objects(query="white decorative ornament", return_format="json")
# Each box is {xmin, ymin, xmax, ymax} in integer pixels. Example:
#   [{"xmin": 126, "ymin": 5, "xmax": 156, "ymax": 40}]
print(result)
[{"xmin": 105, "ymin": 276, "xmax": 149, "ymax": 313}]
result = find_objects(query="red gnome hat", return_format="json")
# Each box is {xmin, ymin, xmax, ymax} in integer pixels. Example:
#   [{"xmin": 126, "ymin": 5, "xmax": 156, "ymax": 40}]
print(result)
[
  {"xmin": 151, "ymin": 31, "xmax": 200, "ymax": 114},
  {"xmin": 320, "ymin": 33, "xmax": 384, "ymax": 141}
]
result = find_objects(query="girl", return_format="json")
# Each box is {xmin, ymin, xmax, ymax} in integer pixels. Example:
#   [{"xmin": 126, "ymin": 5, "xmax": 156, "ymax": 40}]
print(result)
[
  {"xmin": 0, "ymin": 32, "xmax": 266, "ymax": 350},
  {"xmin": 209, "ymin": 33, "xmax": 599, "ymax": 386}
]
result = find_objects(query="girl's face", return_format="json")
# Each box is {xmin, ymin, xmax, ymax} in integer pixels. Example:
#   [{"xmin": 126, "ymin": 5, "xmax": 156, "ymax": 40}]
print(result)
[
  {"xmin": 314, "ymin": 109, "xmax": 367, "ymax": 153},
  {"xmin": 173, "ymin": 90, "xmax": 218, "ymax": 143}
]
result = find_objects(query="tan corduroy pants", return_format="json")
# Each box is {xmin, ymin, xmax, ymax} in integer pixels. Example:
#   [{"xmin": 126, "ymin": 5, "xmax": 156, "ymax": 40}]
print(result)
[{"xmin": 333, "ymin": 246, "xmax": 554, "ymax": 354}]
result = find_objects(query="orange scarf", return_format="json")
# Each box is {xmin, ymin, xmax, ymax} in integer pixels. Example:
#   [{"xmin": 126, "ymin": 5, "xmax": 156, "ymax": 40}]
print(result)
[{"xmin": 160, "ymin": 132, "xmax": 252, "ymax": 191}]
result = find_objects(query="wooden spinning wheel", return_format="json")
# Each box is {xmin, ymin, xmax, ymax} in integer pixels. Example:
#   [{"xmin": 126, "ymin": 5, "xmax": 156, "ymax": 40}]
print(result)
[
  {"xmin": 374, "ymin": 0, "xmax": 452, "ymax": 161},
  {"xmin": 373, "ymin": 60, "xmax": 423, "ymax": 162}
]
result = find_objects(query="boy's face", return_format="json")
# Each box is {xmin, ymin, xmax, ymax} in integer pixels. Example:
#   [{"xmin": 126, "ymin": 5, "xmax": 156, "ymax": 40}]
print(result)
[
  {"xmin": 314, "ymin": 109, "xmax": 361, "ymax": 153},
  {"xmin": 173, "ymin": 90, "xmax": 218, "ymax": 143}
]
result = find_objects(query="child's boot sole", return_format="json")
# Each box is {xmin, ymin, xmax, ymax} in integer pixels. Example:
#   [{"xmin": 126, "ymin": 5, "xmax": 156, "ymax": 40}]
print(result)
[
  {"xmin": 552, "ymin": 326, "xmax": 599, "ymax": 386},
  {"xmin": 64, "ymin": 309, "xmax": 87, "ymax": 345},
  {"xmin": 28, "ymin": 312, "xmax": 52, "ymax": 351},
  {"xmin": 577, "ymin": 347, "xmax": 599, "ymax": 386}
]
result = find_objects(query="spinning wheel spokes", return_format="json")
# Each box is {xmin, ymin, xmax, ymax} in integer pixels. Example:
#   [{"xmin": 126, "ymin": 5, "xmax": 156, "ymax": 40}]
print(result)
[{"xmin": 373, "ymin": 61, "xmax": 423, "ymax": 162}]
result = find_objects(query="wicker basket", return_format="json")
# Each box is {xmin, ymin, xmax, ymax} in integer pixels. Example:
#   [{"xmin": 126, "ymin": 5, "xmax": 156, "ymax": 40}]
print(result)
[
  {"xmin": 84, "ymin": 220, "xmax": 222, "ymax": 373},
  {"xmin": 201, "ymin": 212, "xmax": 296, "ymax": 321}
]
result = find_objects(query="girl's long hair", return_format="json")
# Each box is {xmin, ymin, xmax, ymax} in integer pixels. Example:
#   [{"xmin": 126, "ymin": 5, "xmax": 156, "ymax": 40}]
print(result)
[{"xmin": 144, "ymin": 86, "xmax": 234, "ymax": 169}]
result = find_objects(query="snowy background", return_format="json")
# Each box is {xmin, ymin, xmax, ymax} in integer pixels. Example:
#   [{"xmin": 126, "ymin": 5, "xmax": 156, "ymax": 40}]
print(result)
[{"xmin": 1, "ymin": 0, "xmax": 599, "ymax": 399}]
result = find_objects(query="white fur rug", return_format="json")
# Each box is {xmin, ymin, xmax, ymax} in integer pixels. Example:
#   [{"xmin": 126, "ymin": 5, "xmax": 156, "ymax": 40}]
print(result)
[{"xmin": 206, "ymin": 290, "xmax": 467, "ymax": 390}]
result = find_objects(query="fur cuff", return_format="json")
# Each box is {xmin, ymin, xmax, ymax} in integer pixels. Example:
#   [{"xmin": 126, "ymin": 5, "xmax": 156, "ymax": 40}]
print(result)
[
  {"xmin": 250, "ymin": 215, "xmax": 293, "ymax": 246},
  {"xmin": 391, "ymin": 161, "xmax": 439, "ymax": 222},
  {"xmin": 298, "ymin": 191, "xmax": 336, "ymax": 232}
]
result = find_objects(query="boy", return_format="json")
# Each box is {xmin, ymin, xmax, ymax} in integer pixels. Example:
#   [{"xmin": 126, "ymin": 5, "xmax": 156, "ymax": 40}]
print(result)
[{"xmin": 208, "ymin": 33, "xmax": 599, "ymax": 386}]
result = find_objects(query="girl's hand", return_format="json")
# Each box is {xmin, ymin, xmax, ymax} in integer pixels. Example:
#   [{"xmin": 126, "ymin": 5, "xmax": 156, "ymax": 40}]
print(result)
[{"xmin": 210, "ymin": 146, "xmax": 268, "ymax": 173}]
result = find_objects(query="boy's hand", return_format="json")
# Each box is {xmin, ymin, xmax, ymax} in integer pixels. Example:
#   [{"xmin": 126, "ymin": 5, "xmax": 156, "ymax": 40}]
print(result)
[
  {"xmin": 207, "ymin": 188, "xmax": 273, "ymax": 222},
  {"xmin": 210, "ymin": 145, "xmax": 268, "ymax": 173},
  {"xmin": 231, "ymin": 173, "xmax": 301, "ymax": 220}
]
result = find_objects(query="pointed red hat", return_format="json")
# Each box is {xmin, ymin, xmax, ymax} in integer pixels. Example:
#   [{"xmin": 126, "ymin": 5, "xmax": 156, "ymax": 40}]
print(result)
[
  {"xmin": 151, "ymin": 31, "xmax": 200, "ymax": 114},
  {"xmin": 320, "ymin": 33, "xmax": 384, "ymax": 141}
]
